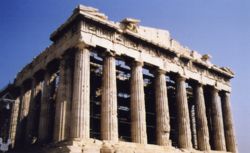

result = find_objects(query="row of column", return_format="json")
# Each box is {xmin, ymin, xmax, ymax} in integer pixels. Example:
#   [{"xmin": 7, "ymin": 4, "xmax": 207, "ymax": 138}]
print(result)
[{"xmin": 8, "ymin": 46, "xmax": 237, "ymax": 153}]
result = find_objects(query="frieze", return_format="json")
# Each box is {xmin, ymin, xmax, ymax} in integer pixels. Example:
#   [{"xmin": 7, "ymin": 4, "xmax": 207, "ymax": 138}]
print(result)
[{"xmin": 82, "ymin": 21, "xmax": 113, "ymax": 41}]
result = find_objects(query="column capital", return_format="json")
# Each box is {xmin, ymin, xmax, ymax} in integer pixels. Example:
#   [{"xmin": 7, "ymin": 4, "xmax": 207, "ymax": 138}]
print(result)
[
  {"xmin": 74, "ymin": 41, "xmax": 90, "ymax": 50},
  {"xmin": 156, "ymin": 68, "xmax": 166, "ymax": 75},
  {"xmin": 221, "ymin": 90, "xmax": 231, "ymax": 95},
  {"xmin": 211, "ymin": 86, "xmax": 220, "ymax": 93},
  {"xmin": 193, "ymin": 80, "xmax": 204, "ymax": 88},
  {"xmin": 103, "ymin": 50, "xmax": 116, "ymax": 57},
  {"xmin": 176, "ymin": 74, "xmax": 186, "ymax": 82},
  {"xmin": 132, "ymin": 59, "xmax": 144, "ymax": 67}
]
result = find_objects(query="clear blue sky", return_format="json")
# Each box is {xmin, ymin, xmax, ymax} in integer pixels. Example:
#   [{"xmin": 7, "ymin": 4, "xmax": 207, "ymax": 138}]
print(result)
[{"xmin": 0, "ymin": 0, "xmax": 249, "ymax": 152}]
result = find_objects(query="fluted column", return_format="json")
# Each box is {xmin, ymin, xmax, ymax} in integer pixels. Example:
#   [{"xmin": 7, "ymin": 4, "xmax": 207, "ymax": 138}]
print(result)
[
  {"xmin": 70, "ymin": 47, "xmax": 90, "ymax": 139},
  {"xmin": 101, "ymin": 52, "xmax": 118, "ymax": 141},
  {"xmin": 54, "ymin": 55, "xmax": 73, "ymax": 142},
  {"xmin": 25, "ymin": 78, "xmax": 41, "ymax": 144},
  {"xmin": 24, "ymin": 79, "xmax": 36, "ymax": 144},
  {"xmin": 176, "ymin": 76, "xmax": 192, "ymax": 149},
  {"xmin": 15, "ymin": 85, "xmax": 31, "ymax": 146},
  {"xmin": 194, "ymin": 83, "xmax": 210, "ymax": 151},
  {"xmin": 155, "ymin": 69, "xmax": 170, "ymax": 146},
  {"xmin": 130, "ymin": 60, "xmax": 147, "ymax": 144},
  {"xmin": 221, "ymin": 92, "xmax": 238, "ymax": 153},
  {"xmin": 9, "ymin": 98, "xmax": 20, "ymax": 148},
  {"xmin": 38, "ymin": 71, "xmax": 51, "ymax": 142},
  {"xmin": 211, "ymin": 87, "xmax": 226, "ymax": 151}
]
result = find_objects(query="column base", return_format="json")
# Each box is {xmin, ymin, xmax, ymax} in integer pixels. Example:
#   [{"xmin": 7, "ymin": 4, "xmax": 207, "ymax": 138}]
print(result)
[{"xmin": 8, "ymin": 139, "xmax": 231, "ymax": 153}]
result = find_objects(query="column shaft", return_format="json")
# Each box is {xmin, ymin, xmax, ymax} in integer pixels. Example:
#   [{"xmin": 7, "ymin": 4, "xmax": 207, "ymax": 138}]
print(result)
[
  {"xmin": 9, "ymin": 98, "xmax": 20, "ymax": 148},
  {"xmin": 130, "ymin": 61, "xmax": 147, "ymax": 144},
  {"xmin": 101, "ymin": 53, "xmax": 118, "ymax": 141},
  {"xmin": 194, "ymin": 83, "xmax": 210, "ymax": 150},
  {"xmin": 176, "ymin": 76, "xmax": 192, "ymax": 149},
  {"xmin": 25, "ymin": 78, "xmax": 37, "ymax": 144},
  {"xmin": 211, "ymin": 88, "xmax": 226, "ymax": 151},
  {"xmin": 155, "ymin": 69, "xmax": 170, "ymax": 146},
  {"xmin": 53, "ymin": 55, "xmax": 73, "ymax": 142},
  {"xmin": 70, "ymin": 47, "xmax": 90, "ymax": 139},
  {"xmin": 15, "ymin": 86, "xmax": 31, "ymax": 146},
  {"xmin": 25, "ymin": 78, "xmax": 41, "ymax": 144},
  {"xmin": 38, "ymin": 72, "xmax": 51, "ymax": 142},
  {"xmin": 221, "ymin": 92, "xmax": 238, "ymax": 153}
]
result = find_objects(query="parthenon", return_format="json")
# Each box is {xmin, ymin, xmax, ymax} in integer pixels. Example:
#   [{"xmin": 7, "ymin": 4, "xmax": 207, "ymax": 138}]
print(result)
[{"xmin": 0, "ymin": 4, "xmax": 238, "ymax": 153}]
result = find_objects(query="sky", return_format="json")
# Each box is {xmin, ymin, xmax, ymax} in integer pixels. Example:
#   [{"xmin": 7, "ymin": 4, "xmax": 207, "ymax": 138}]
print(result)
[{"xmin": 0, "ymin": 0, "xmax": 249, "ymax": 152}]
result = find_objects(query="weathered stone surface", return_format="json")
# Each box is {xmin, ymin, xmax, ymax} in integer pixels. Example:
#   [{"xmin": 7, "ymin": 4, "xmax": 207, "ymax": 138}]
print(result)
[
  {"xmin": 15, "ymin": 86, "xmax": 32, "ymax": 146},
  {"xmin": 70, "ymin": 47, "xmax": 90, "ymax": 139},
  {"xmin": 193, "ymin": 83, "xmax": 210, "ymax": 151},
  {"xmin": 130, "ymin": 61, "xmax": 147, "ymax": 144},
  {"xmin": 221, "ymin": 92, "xmax": 238, "ymax": 153},
  {"xmin": 210, "ymin": 88, "xmax": 226, "ymax": 151},
  {"xmin": 155, "ymin": 69, "xmax": 170, "ymax": 146},
  {"xmin": 38, "ymin": 72, "xmax": 52, "ymax": 143},
  {"xmin": 9, "ymin": 98, "xmax": 20, "ymax": 148},
  {"xmin": 101, "ymin": 52, "xmax": 118, "ymax": 141},
  {"xmin": 175, "ymin": 76, "xmax": 192, "ymax": 149},
  {"xmin": 54, "ymin": 55, "xmax": 73, "ymax": 142}
]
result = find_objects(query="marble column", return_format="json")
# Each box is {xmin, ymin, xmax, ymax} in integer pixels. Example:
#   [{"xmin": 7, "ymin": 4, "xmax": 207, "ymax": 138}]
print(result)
[
  {"xmin": 38, "ymin": 71, "xmax": 51, "ymax": 143},
  {"xmin": 25, "ymin": 78, "xmax": 41, "ymax": 144},
  {"xmin": 221, "ymin": 92, "xmax": 238, "ymax": 153},
  {"xmin": 101, "ymin": 52, "xmax": 118, "ymax": 141},
  {"xmin": 176, "ymin": 76, "xmax": 192, "ymax": 149},
  {"xmin": 15, "ymin": 85, "xmax": 31, "ymax": 146},
  {"xmin": 70, "ymin": 47, "xmax": 90, "ymax": 139},
  {"xmin": 194, "ymin": 83, "xmax": 210, "ymax": 151},
  {"xmin": 130, "ymin": 60, "xmax": 147, "ymax": 144},
  {"xmin": 9, "ymin": 98, "xmax": 20, "ymax": 148},
  {"xmin": 54, "ymin": 55, "xmax": 73, "ymax": 142},
  {"xmin": 155, "ymin": 69, "xmax": 170, "ymax": 146},
  {"xmin": 210, "ymin": 87, "xmax": 226, "ymax": 151}
]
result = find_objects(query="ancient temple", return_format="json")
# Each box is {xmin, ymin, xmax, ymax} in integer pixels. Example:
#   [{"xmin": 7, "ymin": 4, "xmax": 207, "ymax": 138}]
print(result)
[{"xmin": 0, "ymin": 5, "xmax": 238, "ymax": 153}]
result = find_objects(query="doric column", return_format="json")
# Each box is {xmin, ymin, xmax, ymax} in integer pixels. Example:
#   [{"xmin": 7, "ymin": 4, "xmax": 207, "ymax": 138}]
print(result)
[
  {"xmin": 25, "ymin": 78, "xmax": 41, "ymax": 144},
  {"xmin": 210, "ymin": 87, "xmax": 226, "ymax": 151},
  {"xmin": 221, "ymin": 92, "xmax": 238, "ymax": 153},
  {"xmin": 130, "ymin": 60, "xmax": 147, "ymax": 144},
  {"xmin": 38, "ymin": 71, "xmax": 51, "ymax": 143},
  {"xmin": 176, "ymin": 75, "xmax": 192, "ymax": 149},
  {"xmin": 101, "ymin": 52, "xmax": 118, "ymax": 141},
  {"xmin": 53, "ymin": 55, "xmax": 73, "ymax": 142},
  {"xmin": 70, "ymin": 47, "xmax": 90, "ymax": 139},
  {"xmin": 155, "ymin": 69, "xmax": 170, "ymax": 146},
  {"xmin": 15, "ymin": 85, "xmax": 31, "ymax": 146},
  {"xmin": 9, "ymin": 97, "xmax": 20, "ymax": 148},
  {"xmin": 194, "ymin": 83, "xmax": 210, "ymax": 151}
]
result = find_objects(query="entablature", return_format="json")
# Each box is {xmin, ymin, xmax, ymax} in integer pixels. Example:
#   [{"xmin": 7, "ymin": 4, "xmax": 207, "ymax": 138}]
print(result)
[{"xmin": 12, "ymin": 4, "xmax": 233, "ymax": 92}]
